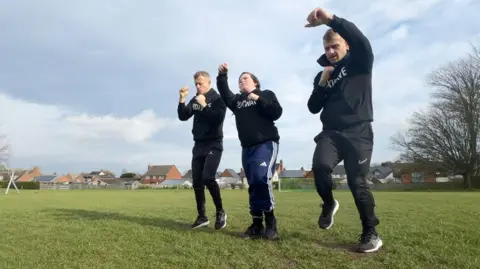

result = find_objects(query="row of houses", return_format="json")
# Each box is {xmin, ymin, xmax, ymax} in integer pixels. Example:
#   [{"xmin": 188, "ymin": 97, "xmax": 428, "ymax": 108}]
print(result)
[{"xmin": 0, "ymin": 159, "xmax": 464, "ymax": 190}]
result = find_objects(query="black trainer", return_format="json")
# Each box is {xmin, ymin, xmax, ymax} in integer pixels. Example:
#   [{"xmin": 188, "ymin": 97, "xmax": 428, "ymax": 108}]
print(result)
[
  {"xmin": 318, "ymin": 199, "xmax": 339, "ymax": 229},
  {"xmin": 191, "ymin": 215, "xmax": 209, "ymax": 229},
  {"xmin": 357, "ymin": 229, "xmax": 383, "ymax": 253},
  {"xmin": 264, "ymin": 215, "xmax": 280, "ymax": 241},
  {"xmin": 241, "ymin": 220, "xmax": 265, "ymax": 239},
  {"xmin": 215, "ymin": 211, "xmax": 227, "ymax": 230}
]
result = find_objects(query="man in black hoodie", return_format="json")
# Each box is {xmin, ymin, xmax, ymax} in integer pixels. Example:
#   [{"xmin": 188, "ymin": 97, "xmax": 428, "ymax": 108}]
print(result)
[
  {"xmin": 177, "ymin": 71, "xmax": 227, "ymax": 230},
  {"xmin": 305, "ymin": 8, "xmax": 382, "ymax": 253}
]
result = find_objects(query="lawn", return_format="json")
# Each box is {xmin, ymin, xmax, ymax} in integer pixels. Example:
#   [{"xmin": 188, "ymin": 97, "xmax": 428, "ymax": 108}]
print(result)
[{"xmin": 1, "ymin": 189, "xmax": 479, "ymax": 269}]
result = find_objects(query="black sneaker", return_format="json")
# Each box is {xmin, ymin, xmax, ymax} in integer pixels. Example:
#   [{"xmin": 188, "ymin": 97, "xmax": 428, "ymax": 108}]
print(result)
[
  {"xmin": 264, "ymin": 216, "xmax": 280, "ymax": 241},
  {"xmin": 191, "ymin": 215, "xmax": 209, "ymax": 229},
  {"xmin": 241, "ymin": 222, "xmax": 265, "ymax": 239},
  {"xmin": 215, "ymin": 211, "xmax": 227, "ymax": 230},
  {"xmin": 357, "ymin": 229, "xmax": 383, "ymax": 253},
  {"xmin": 318, "ymin": 199, "xmax": 339, "ymax": 229}
]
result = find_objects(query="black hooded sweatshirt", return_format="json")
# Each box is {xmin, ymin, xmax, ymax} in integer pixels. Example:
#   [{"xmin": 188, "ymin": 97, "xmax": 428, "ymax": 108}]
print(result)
[
  {"xmin": 177, "ymin": 88, "xmax": 226, "ymax": 149},
  {"xmin": 307, "ymin": 15, "xmax": 374, "ymax": 132},
  {"xmin": 216, "ymin": 74, "xmax": 283, "ymax": 148}
]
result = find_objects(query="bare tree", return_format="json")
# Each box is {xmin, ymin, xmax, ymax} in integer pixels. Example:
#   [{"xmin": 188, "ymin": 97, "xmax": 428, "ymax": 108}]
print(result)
[
  {"xmin": 0, "ymin": 135, "xmax": 9, "ymax": 164},
  {"xmin": 391, "ymin": 45, "xmax": 480, "ymax": 188}
]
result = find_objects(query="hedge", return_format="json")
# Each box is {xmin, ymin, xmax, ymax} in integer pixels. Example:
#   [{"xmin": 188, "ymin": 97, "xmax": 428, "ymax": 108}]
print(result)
[{"xmin": 0, "ymin": 181, "xmax": 40, "ymax": 189}]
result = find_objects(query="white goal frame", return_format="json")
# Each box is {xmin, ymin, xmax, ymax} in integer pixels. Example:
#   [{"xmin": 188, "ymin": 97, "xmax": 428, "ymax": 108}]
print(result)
[{"xmin": 2, "ymin": 162, "xmax": 19, "ymax": 194}]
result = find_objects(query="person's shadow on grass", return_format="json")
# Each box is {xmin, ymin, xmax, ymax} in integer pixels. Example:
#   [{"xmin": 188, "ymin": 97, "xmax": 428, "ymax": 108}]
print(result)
[{"xmin": 45, "ymin": 208, "xmax": 242, "ymax": 238}]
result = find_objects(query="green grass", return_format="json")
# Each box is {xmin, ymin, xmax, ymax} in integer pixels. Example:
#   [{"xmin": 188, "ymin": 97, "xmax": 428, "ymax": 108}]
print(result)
[{"xmin": 1, "ymin": 190, "xmax": 479, "ymax": 269}]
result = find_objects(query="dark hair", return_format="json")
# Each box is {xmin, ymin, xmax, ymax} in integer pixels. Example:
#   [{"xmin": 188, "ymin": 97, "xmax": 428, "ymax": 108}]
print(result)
[{"xmin": 239, "ymin": 72, "xmax": 261, "ymax": 90}]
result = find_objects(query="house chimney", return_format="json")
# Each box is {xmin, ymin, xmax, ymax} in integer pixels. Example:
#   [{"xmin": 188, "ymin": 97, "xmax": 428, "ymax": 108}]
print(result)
[{"xmin": 148, "ymin": 164, "xmax": 152, "ymax": 170}]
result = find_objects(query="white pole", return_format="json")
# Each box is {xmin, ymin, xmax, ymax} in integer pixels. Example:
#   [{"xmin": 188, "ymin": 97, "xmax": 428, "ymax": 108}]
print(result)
[{"xmin": 3, "ymin": 162, "xmax": 19, "ymax": 194}]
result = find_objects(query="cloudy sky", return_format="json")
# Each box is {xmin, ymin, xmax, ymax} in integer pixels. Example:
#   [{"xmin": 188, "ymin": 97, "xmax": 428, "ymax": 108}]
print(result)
[{"xmin": 0, "ymin": 0, "xmax": 479, "ymax": 175}]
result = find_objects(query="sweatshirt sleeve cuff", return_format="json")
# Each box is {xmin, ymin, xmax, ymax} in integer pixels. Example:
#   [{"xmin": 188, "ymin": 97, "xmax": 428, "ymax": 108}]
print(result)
[
  {"xmin": 201, "ymin": 105, "xmax": 211, "ymax": 112},
  {"xmin": 313, "ymin": 85, "xmax": 327, "ymax": 93},
  {"xmin": 255, "ymin": 95, "xmax": 265, "ymax": 103},
  {"xmin": 327, "ymin": 15, "xmax": 340, "ymax": 28}
]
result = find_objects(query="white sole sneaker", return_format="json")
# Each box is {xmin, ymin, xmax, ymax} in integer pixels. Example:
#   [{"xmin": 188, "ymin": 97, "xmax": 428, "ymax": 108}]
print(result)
[
  {"xmin": 216, "ymin": 213, "xmax": 227, "ymax": 229},
  {"xmin": 192, "ymin": 220, "xmax": 210, "ymax": 229},
  {"xmin": 358, "ymin": 238, "xmax": 383, "ymax": 253},
  {"xmin": 324, "ymin": 200, "xmax": 340, "ymax": 230}
]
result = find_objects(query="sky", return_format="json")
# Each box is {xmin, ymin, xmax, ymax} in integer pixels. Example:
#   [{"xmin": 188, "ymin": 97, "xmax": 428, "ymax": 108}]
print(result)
[{"xmin": 0, "ymin": 0, "xmax": 479, "ymax": 175}]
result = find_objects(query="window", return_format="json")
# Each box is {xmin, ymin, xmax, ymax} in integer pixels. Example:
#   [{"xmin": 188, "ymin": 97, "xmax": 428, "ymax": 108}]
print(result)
[{"xmin": 412, "ymin": 172, "xmax": 424, "ymax": 183}]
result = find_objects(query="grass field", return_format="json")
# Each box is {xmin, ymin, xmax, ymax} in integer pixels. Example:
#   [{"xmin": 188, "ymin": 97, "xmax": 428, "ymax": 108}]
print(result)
[{"xmin": 1, "ymin": 189, "xmax": 479, "ymax": 269}]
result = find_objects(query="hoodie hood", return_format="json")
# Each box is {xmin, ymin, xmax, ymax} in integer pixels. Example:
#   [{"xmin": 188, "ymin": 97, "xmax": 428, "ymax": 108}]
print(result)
[
  {"xmin": 196, "ymin": 88, "xmax": 216, "ymax": 96},
  {"xmin": 240, "ymin": 88, "xmax": 261, "ymax": 97},
  {"xmin": 317, "ymin": 51, "xmax": 351, "ymax": 67}
]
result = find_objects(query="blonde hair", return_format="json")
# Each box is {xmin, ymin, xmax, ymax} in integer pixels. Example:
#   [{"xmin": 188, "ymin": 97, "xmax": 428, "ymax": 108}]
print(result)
[
  {"xmin": 323, "ymin": 28, "xmax": 339, "ymax": 42},
  {"xmin": 193, "ymin": 71, "xmax": 210, "ymax": 79}
]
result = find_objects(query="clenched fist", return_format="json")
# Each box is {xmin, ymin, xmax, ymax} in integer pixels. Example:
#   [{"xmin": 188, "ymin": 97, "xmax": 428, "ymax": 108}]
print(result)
[
  {"xmin": 305, "ymin": 8, "xmax": 333, "ymax": 28},
  {"xmin": 247, "ymin": 93, "xmax": 259, "ymax": 101},
  {"xmin": 218, "ymin": 63, "xmax": 228, "ymax": 74},
  {"xmin": 195, "ymin": 94, "xmax": 207, "ymax": 107},
  {"xmin": 319, "ymin": 66, "xmax": 335, "ymax": 86},
  {"xmin": 179, "ymin": 86, "xmax": 189, "ymax": 103}
]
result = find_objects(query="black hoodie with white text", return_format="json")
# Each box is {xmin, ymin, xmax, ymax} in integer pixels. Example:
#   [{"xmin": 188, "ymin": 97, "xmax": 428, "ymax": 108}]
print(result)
[
  {"xmin": 216, "ymin": 74, "xmax": 283, "ymax": 148},
  {"xmin": 177, "ymin": 88, "xmax": 226, "ymax": 150},
  {"xmin": 307, "ymin": 15, "xmax": 374, "ymax": 132}
]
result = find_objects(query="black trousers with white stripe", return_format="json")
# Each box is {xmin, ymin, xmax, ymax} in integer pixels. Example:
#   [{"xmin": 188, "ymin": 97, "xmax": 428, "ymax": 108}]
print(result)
[
  {"xmin": 242, "ymin": 140, "xmax": 279, "ymax": 216},
  {"xmin": 311, "ymin": 122, "xmax": 379, "ymax": 229}
]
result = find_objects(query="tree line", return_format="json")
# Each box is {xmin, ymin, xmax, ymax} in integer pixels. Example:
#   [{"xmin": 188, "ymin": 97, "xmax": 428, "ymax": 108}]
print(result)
[{"xmin": 391, "ymin": 45, "xmax": 480, "ymax": 189}]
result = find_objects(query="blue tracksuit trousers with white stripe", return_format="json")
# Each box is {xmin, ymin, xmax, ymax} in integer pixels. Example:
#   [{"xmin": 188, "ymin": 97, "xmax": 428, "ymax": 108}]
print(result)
[{"xmin": 242, "ymin": 141, "xmax": 279, "ymax": 214}]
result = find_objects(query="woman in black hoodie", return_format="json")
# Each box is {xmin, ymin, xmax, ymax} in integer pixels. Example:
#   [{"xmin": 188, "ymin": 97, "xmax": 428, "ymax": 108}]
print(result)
[{"xmin": 216, "ymin": 63, "xmax": 283, "ymax": 240}]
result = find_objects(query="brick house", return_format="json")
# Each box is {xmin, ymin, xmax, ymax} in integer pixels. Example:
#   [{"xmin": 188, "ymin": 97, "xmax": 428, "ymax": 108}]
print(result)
[
  {"xmin": 219, "ymin": 168, "xmax": 241, "ymax": 183},
  {"xmin": 0, "ymin": 165, "xmax": 25, "ymax": 182},
  {"xmin": 388, "ymin": 162, "xmax": 445, "ymax": 184},
  {"xmin": 141, "ymin": 164, "xmax": 182, "ymax": 184},
  {"xmin": 400, "ymin": 171, "xmax": 437, "ymax": 184},
  {"xmin": 53, "ymin": 174, "xmax": 72, "ymax": 184},
  {"xmin": 279, "ymin": 167, "xmax": 307, "ymax": 178},
  {"xmin": 304, "ymin": 165, "xmax": 346, "ymax": 180},
  {"xmin": 67, "ymin": 173, "xmax": 86, "ymax": 183},
  {"xmin": 15, "ymin": 166, "xmax": 42, "ymax": 182}
]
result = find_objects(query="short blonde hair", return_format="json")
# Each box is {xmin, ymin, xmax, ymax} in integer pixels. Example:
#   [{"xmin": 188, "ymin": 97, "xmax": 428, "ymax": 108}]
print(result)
[
  {"xmin": 193, "ymin": 71, "xmax": 210, "ymax": 79},
  {"xmin": 323, "ymin": 28, "xmax": 339, "ymax": 42}
]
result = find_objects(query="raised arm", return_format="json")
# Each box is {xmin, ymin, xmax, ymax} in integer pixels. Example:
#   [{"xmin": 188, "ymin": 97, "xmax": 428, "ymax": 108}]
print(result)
[
  {"xmin": 327, "ymin": 15, "xmax": 373, "ymax": 69},
  {"xmin": 216, "ymin": 63, "xmax": 238, "ymax": 112},
  {"xmin": 177, "ymin": 86, "xmax": 194, "ymax": 121},
  {"xmin": 305, "ymin": 8, "xmax": 373, "ymax": 70},
  {"xmin": 255, "ymin": 90, "xmax": 283, "ymax": 121}
]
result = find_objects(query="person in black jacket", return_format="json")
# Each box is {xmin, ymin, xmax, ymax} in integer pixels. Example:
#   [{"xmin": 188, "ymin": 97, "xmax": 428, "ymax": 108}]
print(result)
[
  {"xmin": 305, "ymin": 8, "xmax": 382, "ymax": 253},
  {"xmin": 216, "ymin": 63, "xmax": 283, "ymax": 241},
  {"xmin": 177, "ymin": 71, "xmax": 227, "ymax": 230}
]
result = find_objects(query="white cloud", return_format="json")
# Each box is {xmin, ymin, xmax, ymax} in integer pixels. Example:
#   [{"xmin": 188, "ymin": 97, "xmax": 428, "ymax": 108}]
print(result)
[
  {"xmin": 0, "ymin": 0, "xmax": 479, "ymax": 173},
  {"xmin": 391, "ymin": 25, "xmax": 409, "ymax": 41},
  {"xmin": 0, "ymin": 92, "xmax": 183, "ymax": 170}
]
